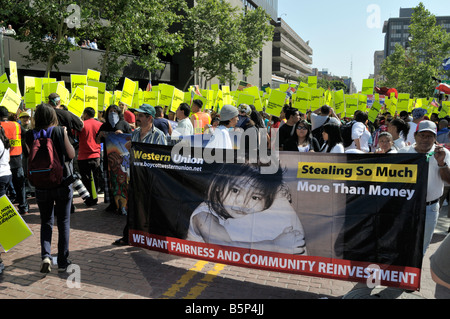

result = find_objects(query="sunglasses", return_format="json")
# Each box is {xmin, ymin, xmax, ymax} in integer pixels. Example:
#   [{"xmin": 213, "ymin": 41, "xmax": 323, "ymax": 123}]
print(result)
[{"xmin": 297, "ymin": 126, "xmax": 308, "ymax": 130}]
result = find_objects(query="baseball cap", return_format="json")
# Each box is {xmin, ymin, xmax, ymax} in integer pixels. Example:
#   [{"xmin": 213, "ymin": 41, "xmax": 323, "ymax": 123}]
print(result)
[
  {"xmin": 19, "ymin": 112, "xmax": 30, "ymax": 118},
  {"xmin": 412, "ymin": 108, "xmax": 427, "ymax": 120},
  {"xmin": 134, "ymin": 104, "xmax": 156, "ymax": 117},
  {"xmin": 416, "ymin": 120, "xmax": 437, "ymax": 135}
]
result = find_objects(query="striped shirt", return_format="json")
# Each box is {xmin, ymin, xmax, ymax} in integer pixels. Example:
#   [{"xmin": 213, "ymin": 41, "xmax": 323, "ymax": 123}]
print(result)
[{"xmin": 131, "ymin": 125, "xmax": 167, "ymax": 145}]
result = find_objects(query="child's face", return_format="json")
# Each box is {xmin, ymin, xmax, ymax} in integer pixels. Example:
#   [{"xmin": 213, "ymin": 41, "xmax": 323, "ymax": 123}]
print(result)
[{"xmin": 222, "ymin": 181, "xmax": 265, "ymax": 218}]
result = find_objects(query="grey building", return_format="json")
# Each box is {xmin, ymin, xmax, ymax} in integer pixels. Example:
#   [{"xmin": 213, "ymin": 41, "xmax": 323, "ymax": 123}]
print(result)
[
  {"xmin": 382, "ymin": 7, "xmax": 450, "ymax": 58},
  {"xmin": 272, "ymin": 18, "xmax": 313, "ymax": 88}
]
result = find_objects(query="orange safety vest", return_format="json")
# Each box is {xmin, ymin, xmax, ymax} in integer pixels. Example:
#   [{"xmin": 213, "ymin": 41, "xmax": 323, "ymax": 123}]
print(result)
[
  {"xmin": 1, "ymin": 121, "xmax": 22, "ymax": 156},
  {"xmin": 192, "ymin": 112, "xmax": 211, "ymax": 135}
]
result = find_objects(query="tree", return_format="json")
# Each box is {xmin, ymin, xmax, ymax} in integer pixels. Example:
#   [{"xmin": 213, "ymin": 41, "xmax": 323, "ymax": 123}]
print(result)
[
  {"xmin": 5, "ymin": 0, "xmax": 89, "ymax": 77},
  {"xmin": 87, "ymin": 0, "xmax": 187, "ymax": 90},
  {"xmin": 380, "ymin": 3, "xmax": 450, "ymax": 98},
  {"xmin": 184, "ymin": 0, "xmax": 273, "ymax": 89}
]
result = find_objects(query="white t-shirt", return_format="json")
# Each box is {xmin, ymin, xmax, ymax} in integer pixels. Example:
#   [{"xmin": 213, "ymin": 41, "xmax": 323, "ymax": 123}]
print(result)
[
  {"xmin": 393, "ymin": 137, "xmax": 406, "ymax": 151},
  {"xmin": 406, "ymin": 122, "xmax": 418, "ymax": 146},
  {"xmin": 0, "ymin": 141, "xmax": 11, "ymax": 177},
  {"xmin": 205, "ymin": 126, "xmax": 233, "ymax": 149},
  {"xmin": 398, "ymin": 144, "xmax": 450, "ymax": 202},
  {"xmin": 321, "ymin": 143, "xmax": 344, "ymax": 154},
  {"xmin": 346, "ymin": 122, "xmax": 371, "ymax": 153}
]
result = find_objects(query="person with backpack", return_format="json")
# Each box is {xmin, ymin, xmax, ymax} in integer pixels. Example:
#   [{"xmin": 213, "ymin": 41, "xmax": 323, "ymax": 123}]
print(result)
[
  {"xmin": 310, "ymin": 105, "xmax": 340, "ymax": 147},
  {"xmin": 24, "ymin": 104, "xmax": 75, "ymax": 274}
]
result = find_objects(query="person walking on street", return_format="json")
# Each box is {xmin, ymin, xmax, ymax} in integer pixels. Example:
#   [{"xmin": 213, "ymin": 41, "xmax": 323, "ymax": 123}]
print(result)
[
  {"xmin": 24, "ymin": 104, "xmax": 76, "ymax": 273},
  {"xmin": 0, "ymin": 106, "xmax": 29, "ymax": 215}
]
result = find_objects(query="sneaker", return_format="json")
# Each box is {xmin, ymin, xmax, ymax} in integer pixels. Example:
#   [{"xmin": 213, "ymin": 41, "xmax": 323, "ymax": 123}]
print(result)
[
  {"xmin": 40, "ymin": 257, "xmax": 52, "ymax": 273},
  {"xmin": 58, "ymin": 260, "xmax": 72, "ymax": 273}
]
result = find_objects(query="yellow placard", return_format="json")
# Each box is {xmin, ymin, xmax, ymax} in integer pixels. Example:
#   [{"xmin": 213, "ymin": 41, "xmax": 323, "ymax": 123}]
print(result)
[
  {"xmin": 84, "ymin": 86, "xmax": 98, "ymax": 116},
  {"xmin": 361, "ymin": 79, "xmax": 374, "ymax": 95},
  {"xmin": 56, "ymin": 83, "xmax": 70, "ymax": 106},
  {"xmin": 292, "ymin": 90, "xmax": 311, "ymax": 114},
  {"xmin": 71, "ymin": 74, "xmax": 87, "ymax": 94},
  {"xmin": 143, "ymin": 91, "xmax": 159, "ymax": 107},
  {"xmin": 297, "ymin": 162, "xmax": 417, "ymax": 184},
  {"xmin": 87, "ymin": 81, "xmax": 106, "ymax": 111},
  {"xmin": 104, "ymin": 91, "xmax": 113, "ymax": 109},
  {"xmin": 120, "ymin": 78, "xmax": 136, "ymax": 107},
  {"xmin": 87, "ymin": 69, "xmax": 101, "ymax": 82},
  {"xmin": 67, "ymin": 87, "xmax": 85, "ymax": 117},
  {"xmin": 0, "ymin": 87, "xmax": 22, "ymax": 113},
  {"xmin": 0, "ymin": 73, "xmax": 8, "ymax": 83},
  {"xmin": 0, "ymin": 195, "xmax": 33, "ymax": 252},
  {"xmin": 334, "ymin": 90, "xmax": 345, "ymax": 114},
  {"xmin": 171, "ymin": 88, "xmax": 185, "ymax": 113},
  {"xmin": 159, "ymin": 83, "xmax": 175, "ymax": 109},
  {"xmin": 266, "ymin": 89, "xmax": 286, "ymax": 116},
  {"xmin": 24, "ymin": 76, "xmax": 36, "ymax": 109}
]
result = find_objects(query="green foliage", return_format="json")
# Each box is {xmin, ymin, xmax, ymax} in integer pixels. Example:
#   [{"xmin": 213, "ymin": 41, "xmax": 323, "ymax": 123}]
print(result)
[
  {"xmin": 380, "ymin": 2, "xmax": 450, "ymax": 98},
  {"xmin": 184, "ymin": 0, "xmax": 273, "ymax": 88}
]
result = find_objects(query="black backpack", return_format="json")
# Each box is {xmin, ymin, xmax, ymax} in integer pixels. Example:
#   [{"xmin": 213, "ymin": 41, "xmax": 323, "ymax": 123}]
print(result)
[
  {"xmin": 311, "ymin": 117, "xmax": 330, "ymax": 147},
  {"xmin": 340, "ymin": 121, "xmax": 355, "ymax": 148}
]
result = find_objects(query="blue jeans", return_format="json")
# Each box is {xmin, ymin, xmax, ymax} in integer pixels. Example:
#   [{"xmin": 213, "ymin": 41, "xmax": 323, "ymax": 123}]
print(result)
[
  {"xmin": 0, "ymin": 174, "xmax": 12, "ymax": 197},
  {"xmin": 37, "ymin": 185, "xmax": 73, "ymax": 267},
  {"xmin": 423, "ymin": 202, "xmax": 440, "ymax": 255}
]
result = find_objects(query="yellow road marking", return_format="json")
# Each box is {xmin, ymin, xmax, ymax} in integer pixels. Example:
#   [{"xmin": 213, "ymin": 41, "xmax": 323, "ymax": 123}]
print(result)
[
  {"xmin": 160, "ymin": 261, "xmax": 209, "ymax": 298},
  {"xmin": 183, "ymin": 263, "xmax": 226, "ymax": 299}
]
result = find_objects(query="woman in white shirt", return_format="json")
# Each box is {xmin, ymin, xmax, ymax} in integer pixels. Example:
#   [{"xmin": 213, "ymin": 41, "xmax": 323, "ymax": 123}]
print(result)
[
  {"xmin": 0, "ymin": 126, "xmax": 11, "ymax": 196},
  {"xmin": 320, "ymin": 123, "xmax": 345, "ymax": 153},
  {"xmin": 387, "ymin": 118, "xmax": 409, "ymax": 151},
  {"xmin": 347, "ymin": 111, "xmax": 371, "ymax": 153}
]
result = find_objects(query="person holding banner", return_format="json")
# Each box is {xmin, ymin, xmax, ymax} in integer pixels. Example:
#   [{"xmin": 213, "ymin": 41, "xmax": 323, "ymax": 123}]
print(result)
[
  {"xmin": 186, "ymin": 162, "xmax": 306, "ymax": 255},
  {"xmin": 24, "ymin": 104, "xmax": 76, "ymax": 273},
  {"xmin": 96, "ymin": 105, "xmax": 132, "ymax": 212},
  {"xmin": 399, "ymin": 120, "xmax": 450, "ymax": 254}
]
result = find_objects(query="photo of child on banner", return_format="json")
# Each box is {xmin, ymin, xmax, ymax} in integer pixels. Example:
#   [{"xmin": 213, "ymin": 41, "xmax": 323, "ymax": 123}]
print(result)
[{"xmin": 105, "ymin": 133, "xmax": 132, "ymax": 215}]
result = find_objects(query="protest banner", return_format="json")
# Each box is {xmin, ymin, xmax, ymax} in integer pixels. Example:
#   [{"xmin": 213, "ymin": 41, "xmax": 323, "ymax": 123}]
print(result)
[
  {"xmin": 171, "ymin": 87, "xmax": 185, "ymax": 113},
  {"xmin": 333, "ymin": 90, "xmax": 345, "ymax": 115},
  {"xmin": 308, "ymin": 76, "xmax": 317, "ymax": 88},
  {"xmin": 236, "ymin": 93, "xmax": 255, "ymax": 108},
  {"xmin": 67, "ymin": 87, "xmax": 85, "ymax": 118},
  {"xmin": 345, "ymin": 97, "xmax": 358, "ymax": 117},
  {"xmin": 0, "ymin": 195, "xmax": 33, "ymax": 252},
  {"xmin": 105, "ymin": 133, "xmax": 132, "ymax": 215},
  {"xmin": 143, "ymin": 91, "xmax": 159, "ymax": 107},
  {"xmin": 292, "ymin": 90, "xmax": 311, "ymax": 114},
  {"xmin": 87, "ymin": 69, "xmax": 101, "ymax": 82},
  {"xmin": 368, "ymin": 101, "xmax": 382, "ymax": 123},
  {"xmin": 24, "ymin": 76, "xmax": 36, "ymax": 109},
  {"xmin": 361, "ymin": 79, "xmax": 374, "ymax": 95},
  {"xmin": 127, "ymin": 144, "xmax": 428, "ymax": 291},
  {"xmin": 439, "ymin": 101, "xmax": 450, "ymax": 118},
  {"xmin": 397, "ymin": 93, "xmax": 410, "ymax": 113},
  {"xmin": 87, "ymin": 80, "xmax": 106, "ymax": 111},
  {"xmin": 358, "ymin": 94, "xmax": 368, "ymax": 112},
  {"xmin": 0, "ymin": 88, "xmax": 21, "ymax": 113},
  {"xmin": 70, "ymin": 74, "xmax": 87, "ymax": 94},
  {"xmin": 310, "ymin": 88, "xmax": 323, "ymax": 110},
  {"xmin": 243, "ymin": 86, "xmax": 263, "ymax": 111},
  {"xmin": 84, "ymin": 86, "xmax": 98, "ymax": 116},
  {"xmin": 120, "ymin": 78, "xmax": 137, "ymax": 107},
  {"xmin": 266, "ymin": 89, "xmax": 286, "ymax": 116},
  {"xmin": 0, "ymin": 73, "xmax": 8, "ymax": 84}
]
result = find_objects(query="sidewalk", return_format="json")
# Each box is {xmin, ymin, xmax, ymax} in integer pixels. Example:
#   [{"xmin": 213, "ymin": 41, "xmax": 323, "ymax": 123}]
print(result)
[{"xmin": 0, "ymin": 194, "xmax": 449, "ymax": 300}]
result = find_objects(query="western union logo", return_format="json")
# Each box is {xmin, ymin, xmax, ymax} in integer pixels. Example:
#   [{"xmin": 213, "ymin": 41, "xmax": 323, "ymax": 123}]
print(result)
[{"xmin": 297, "ymin": 163, "xmax": 417, "ymax": 184}]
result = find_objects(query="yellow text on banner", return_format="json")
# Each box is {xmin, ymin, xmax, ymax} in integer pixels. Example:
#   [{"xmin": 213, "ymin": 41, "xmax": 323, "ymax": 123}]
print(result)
[
  {"xmin": 0, "ymin": 195, "xmax": 33, "ymax": 252},
  {"xmin": 297, "ymin": 162, "xmax": 417, "ymax": 184}
]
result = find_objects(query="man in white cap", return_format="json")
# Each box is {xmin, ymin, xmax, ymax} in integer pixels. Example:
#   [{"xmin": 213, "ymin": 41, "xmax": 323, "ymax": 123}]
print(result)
[
  {"xmin": 205, "ymin": 104, "xmax": 238, "ymax": 150},
  {"xmin": 399, "ymin": 120, "xmax": 450, "ymax": 254}
]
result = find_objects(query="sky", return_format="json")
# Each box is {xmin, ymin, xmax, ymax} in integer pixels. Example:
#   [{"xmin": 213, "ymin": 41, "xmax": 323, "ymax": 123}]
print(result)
[{"xmin": 277, "ymin": 1, "xmax": 450, "ymax": 91}]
